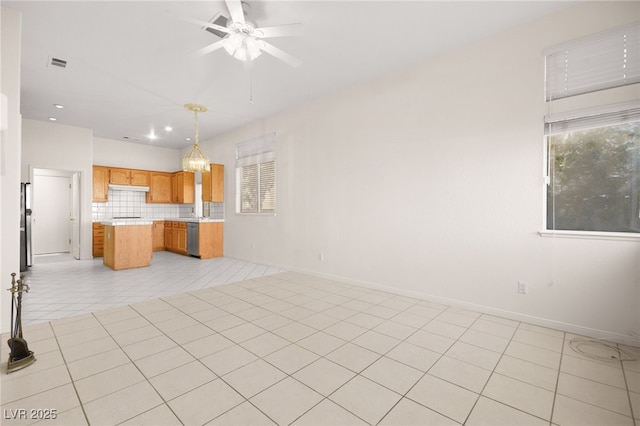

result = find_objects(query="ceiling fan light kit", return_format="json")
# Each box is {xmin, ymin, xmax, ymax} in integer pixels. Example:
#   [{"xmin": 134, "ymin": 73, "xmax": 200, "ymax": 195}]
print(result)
[
  {"xmin": 183, "ymin": 103, "xmax": 211, "ymax": 173},
  {"xmin": 222, "ymin": 25, "xmax": 265, "ymax": 61},
  {"xmin": 190, "ymin": 0, "xmax": 302, "ymax": 67}
]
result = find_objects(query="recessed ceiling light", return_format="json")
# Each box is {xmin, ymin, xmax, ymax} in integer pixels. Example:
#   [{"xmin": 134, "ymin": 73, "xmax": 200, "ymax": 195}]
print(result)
[
  {"xmin": 165, "ymin": 126, "xmax": 173, "ymax": 132},
  {"xmin": 186, "ymin": 137, "xmax": 192, "ymax": 141},
  {"xmin": 53, "ymin": 104, "xmax": 64, "ymax": 109},
  {"xmin": 148, "ymin": 132, "xmax": 157, "ymax": 140},
  {"xmin": 48, "ymin": 117, "xmax": 57, "ymax": 121}
]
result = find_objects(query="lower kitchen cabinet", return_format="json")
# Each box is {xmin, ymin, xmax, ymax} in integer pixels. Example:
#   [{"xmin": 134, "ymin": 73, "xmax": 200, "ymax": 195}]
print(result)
[
  {"xmin": 92, "ymin": 222, "xmax": 105, "ymax": 257},
  {"xmin": 162, "ymin": 220, "xmax": 222, "ymax": 259},
  {"xmin": 198, "ymin": 222, "xmax": 223, "ymax": 259},
  {"xmin": 164, "ymin": 223, "xmax": 172, "ymax": 250},
  {"xmin": 176, "ymin": 223, "xmax": 187, "ymax": 254},
  {"xmin": 152, "ymin": 221, "xmax": 165, "ymax": 251},
  {"xmin": 164, "ymin": 221, "xmax": 187, "ymax": 255}
]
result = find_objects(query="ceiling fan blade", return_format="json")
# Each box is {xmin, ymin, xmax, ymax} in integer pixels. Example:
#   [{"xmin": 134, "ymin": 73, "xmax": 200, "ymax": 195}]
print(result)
[
  {"xmin": 225, "ymin": 0, "xmax": 246, "ymax": 26},
  {"xmin": 255, "ymin": 23, "xmax": 304, "ymax": 39},
  {"xmin": 194, "ymin": 40, "xmax": 226, "ymax": 56},
  {"xmin": 260, "ymin": 41, "xmax": 302, "ymax": 68},
  {"xmin": 182, "ymin": 16, "xmax": 231, "ymax": 35}
]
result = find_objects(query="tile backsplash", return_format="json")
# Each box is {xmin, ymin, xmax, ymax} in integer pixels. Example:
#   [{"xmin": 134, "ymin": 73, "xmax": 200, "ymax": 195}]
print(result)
[{"xmin": 92, "ymin": 189, "xmax": 224, "ymax": 221}]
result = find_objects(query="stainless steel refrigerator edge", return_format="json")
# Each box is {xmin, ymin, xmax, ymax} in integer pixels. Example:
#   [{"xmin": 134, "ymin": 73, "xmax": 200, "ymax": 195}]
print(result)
[{"xmin": 20, "ymin": 182, "xmax": 33, "ymax": 272}]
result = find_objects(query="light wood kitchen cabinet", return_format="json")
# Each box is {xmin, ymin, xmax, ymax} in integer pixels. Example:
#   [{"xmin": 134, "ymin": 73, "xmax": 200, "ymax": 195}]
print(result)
[
  {"xmin": 109, "ymin": 168, "xmax": 150, "ymax": 186},
  {"xmin": 152, "ymin": 221, "xmax": 165, "ymax": 251},
  {"xmin": 164, "ymin": 221, "xmax": 187, "ymax": 254},
  {"xmin": 163, "ymin": 220, "xmax": 223, "ymax": 258},
  {"xmin": 202, "ymin": 164, "xmax": 224, "ymax": 202},
  {"xmin": 147, "ymin": 172, "xmax": 172, "ymax": 203},
  {"xmin": 175, "ymin": 222, "xmax": 187, "ymax": 253},
  {"xmin": 164, "ymin": 222, "xmax": 172, "ymax": 250},
  {"xmin": 131, "ymin": 169, "xmax": 150, "ymax": 185},
  {"xmin": 172, "ymin": 171, "xmax": 194, "ymax": 204},
  {"xmin": 93, "ymin": 166, "xmax": 109, "ymax": 202},
  {"xmin": 92, "ymin": 222, "xmax": 105, "ymax": 257},
  {"xmin": 109, "ymin": 168, "xmax": 129, "ymax": 185},
  {"xmin": 199, "ymin": 222, "xmax": 224, "ymax": 258},
  {"xmin": 103, "ymin": 224, "xmax": 153, "ymax": 271}
]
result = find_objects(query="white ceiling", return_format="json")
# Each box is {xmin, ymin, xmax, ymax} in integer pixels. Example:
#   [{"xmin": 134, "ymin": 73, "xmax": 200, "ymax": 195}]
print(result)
[{"xmin": 6, "ymin": 1, "xmax": 576, "ymax": 149}]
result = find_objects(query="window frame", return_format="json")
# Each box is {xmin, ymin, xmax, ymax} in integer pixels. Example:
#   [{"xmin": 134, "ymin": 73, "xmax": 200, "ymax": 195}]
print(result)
[
  {"xmin": 235, "ymin": 133, "xmax": 276, "ymax": 215},
  {"xmin": 542, "ymin": 23, "xmax": 640, "ymax": 241},
  {"xmin": 542, "ymin": 103, "xmax": 640, "ymax": 240}
]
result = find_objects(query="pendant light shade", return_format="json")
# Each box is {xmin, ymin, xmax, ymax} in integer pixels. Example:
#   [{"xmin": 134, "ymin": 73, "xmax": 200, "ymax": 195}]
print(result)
[{"xmin": 183, "ymin": 103, "xmax": 210, "ymax": 172}]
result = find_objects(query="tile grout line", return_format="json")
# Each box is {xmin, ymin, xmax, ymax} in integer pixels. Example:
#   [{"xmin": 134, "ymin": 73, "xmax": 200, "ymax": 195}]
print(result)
[
  {"xmin": 131, "ymin": 288, "xmax": 283, "ymax": 425},
  {"xmin": 48, "ymin": 320, "xmax": 92, "ymax": 426},
  {"xmin": 10, "ymin": 270, "xmax": 639, "ymax": 426}
]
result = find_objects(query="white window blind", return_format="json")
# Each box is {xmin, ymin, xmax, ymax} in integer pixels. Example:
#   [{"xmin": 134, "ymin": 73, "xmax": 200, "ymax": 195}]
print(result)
[
  {"xmin": 237, "ymin": 133, "xmax": 275, "ymax": 166},
  {"xmin": 236, "ymin": 133, "xmax": 276, "ymax": 213},
  {"xmin": 545, "ymin": 102, "xmax": 640, "ymax": 134},
  {"xmin": 545, "ymin": 23, "xmax": 640, "ymax": 101}
]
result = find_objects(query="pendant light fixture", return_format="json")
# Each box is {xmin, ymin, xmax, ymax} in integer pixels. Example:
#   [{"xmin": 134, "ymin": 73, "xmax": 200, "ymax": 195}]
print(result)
[{"xmin": 182, "ymin": 103, "xmax": 210, "ymax": 172}]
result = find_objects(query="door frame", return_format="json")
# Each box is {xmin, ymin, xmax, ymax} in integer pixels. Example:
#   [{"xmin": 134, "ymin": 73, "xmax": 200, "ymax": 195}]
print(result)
[{"xmin": 31, "ymin": 168, "xmax": 81, "ymax": 259}]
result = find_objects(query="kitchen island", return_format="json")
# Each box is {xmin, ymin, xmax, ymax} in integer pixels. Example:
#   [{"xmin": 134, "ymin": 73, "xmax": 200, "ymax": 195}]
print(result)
[{"xmin": 102, "ymin": 219, "xmax": 153, "ymax": 270}]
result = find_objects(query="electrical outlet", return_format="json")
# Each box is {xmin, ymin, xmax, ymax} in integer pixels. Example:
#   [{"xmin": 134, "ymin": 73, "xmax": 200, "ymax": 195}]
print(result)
[
  {"xmin": 318, "ymin": 253, "xmax": 324, "ymax": 261},
  {"xmin": 518, "ymin": 281, "xmax": 528, "ymax": 294}
]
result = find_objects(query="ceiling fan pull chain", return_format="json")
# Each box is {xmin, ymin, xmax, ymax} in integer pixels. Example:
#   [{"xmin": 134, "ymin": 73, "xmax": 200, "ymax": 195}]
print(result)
[{"xmin": 249, "ymin": 62, "xmax": 254, "ymax": 104}]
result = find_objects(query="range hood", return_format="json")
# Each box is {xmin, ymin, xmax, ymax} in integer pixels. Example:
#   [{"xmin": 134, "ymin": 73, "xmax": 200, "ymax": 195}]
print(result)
[{"xmin": 108, "ymin": 184, "xmax": 149, "ymax": 192}]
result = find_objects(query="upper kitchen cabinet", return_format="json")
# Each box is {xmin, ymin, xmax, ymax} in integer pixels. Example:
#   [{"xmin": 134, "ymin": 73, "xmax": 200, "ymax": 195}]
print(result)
[
  {"xmin": 109, "ymin": 168, "xmax": 150, "ymax": 186},
  {"xmin": 93, "ymin": 166, "xmax": 109, "ymax": 202},
  {"xmin": 173, "ymin": 171, "xmax": 194, "ymax": 204},
  {"xmin": 147, "ymin": 172, "xmax": 172, "ymax": 203},
  {"xmin": 202, "ymin": 164, "xmax": 224, "ymax": 202}
]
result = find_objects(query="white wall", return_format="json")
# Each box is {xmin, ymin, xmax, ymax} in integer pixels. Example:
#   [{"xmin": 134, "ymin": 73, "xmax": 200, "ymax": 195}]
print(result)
[
  {"xmin": 201, "ymin": 1, "xmax": 640, "ymax": 344},
  {"xmin": 93, "ymin": 136, "xmax": 180, "ymax": 172},
  {"xmin": 21, "ymin": 120, "xmax": 93, "ymax": 260},
  {"xmin": 1, "ymin": 6, "xmax": 22, "ymax": 334}
]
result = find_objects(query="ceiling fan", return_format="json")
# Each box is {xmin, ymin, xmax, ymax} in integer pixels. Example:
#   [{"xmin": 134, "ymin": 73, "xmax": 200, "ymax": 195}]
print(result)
[{"xmin": 185, "ymin": 0, "xmax": 302, "ymax": 67}]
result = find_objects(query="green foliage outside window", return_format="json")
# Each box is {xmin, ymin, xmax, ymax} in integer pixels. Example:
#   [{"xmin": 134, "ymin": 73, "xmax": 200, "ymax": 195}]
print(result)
[{"xmin": 547, "ymin": 122, "xmax": 640, "ymax": 233}]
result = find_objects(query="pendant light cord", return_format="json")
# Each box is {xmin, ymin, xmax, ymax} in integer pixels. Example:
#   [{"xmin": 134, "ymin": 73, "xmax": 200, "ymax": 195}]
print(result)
[{"xmin": 194, "ymin": 108, "xmax": 199, "ymax": 146}]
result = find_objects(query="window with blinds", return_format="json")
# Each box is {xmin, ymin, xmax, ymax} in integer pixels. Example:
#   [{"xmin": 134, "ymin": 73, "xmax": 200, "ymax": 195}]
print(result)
[
  {"xmin": 236, "ymin": 133, "xmax": 276, "ymax": 214},
  {"xmin": 545, "ymin": 23, "xmax": 639, "ymax": 101},
  {"xmin": 545, "ymin": 104, "xmax": 640, "ymax": 233},
  {"xmin": 544, "ymin": 23, "xmax": 640, "ymax": 235}
]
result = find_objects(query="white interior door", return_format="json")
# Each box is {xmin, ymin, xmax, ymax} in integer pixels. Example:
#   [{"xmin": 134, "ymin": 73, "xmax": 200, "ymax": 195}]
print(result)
[
  {"xmin": 32, "ymin": 174, "xmax": 71, "ymax": 254},
  {"xmin": 70, "ymin": 172, "xmax": 81, "ymax": 259}
]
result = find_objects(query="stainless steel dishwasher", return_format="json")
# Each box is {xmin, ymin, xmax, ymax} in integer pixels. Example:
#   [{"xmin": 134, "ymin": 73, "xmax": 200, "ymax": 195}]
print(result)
[{"xmin": 187, "ymin": 222, "xmax": 199, "ymax": 257}]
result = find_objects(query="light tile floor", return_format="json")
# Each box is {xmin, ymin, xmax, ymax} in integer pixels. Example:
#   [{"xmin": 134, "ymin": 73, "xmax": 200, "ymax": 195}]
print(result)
[
  {"xmin": 19, "ymin": 252, "xmax": 284, "ymax": 325},
  {"xmin": 1, "ymin": 254, "xmax": 639, "ymax": 425}
]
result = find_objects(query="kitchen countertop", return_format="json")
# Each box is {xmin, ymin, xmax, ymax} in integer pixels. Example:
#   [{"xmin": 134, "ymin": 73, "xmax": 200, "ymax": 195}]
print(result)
[
  {"xmin": 101, "ymin": 219, "xmax": 153, "ymax": 226},
  {"xmin": 97, "ymin": 217, "xmax": 223, "ymax": 226},
  {"xmin": 166, "ymin": 218, "xmax": 224, "ymax": 223}
]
